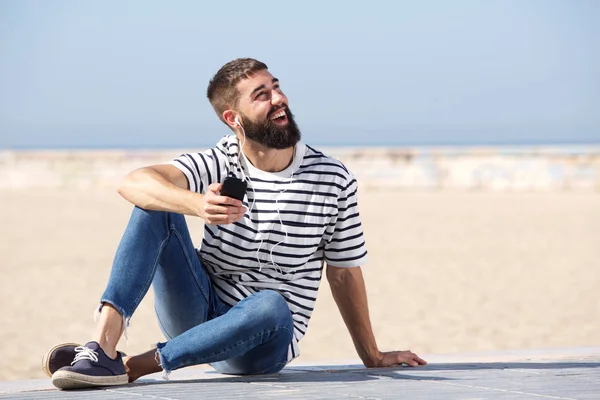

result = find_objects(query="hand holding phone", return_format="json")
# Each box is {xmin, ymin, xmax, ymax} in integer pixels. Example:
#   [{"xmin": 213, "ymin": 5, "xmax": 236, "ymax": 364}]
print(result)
[
  {"xmin": 199, "ymin": 179, "xmax": 247, "ymax": 225},
  {"xmin": 220, "ymin": 176, "xmax": 247, "ymax": 203}
]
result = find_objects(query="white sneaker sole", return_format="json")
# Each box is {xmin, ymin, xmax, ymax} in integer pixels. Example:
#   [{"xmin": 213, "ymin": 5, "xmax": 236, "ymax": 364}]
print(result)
[{"xmin": 52, "ymin": 370, "xmax": 129, "ymax": 390}]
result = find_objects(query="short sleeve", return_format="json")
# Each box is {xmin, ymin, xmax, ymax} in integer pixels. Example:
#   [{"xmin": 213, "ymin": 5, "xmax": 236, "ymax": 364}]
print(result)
[
  {"xmin": 169, "ymin": 148, "xmax": 226, "ymax": 194},
  {"xmin": 324, "ymin": 173, "xmax": 368, "ymax": 267}
]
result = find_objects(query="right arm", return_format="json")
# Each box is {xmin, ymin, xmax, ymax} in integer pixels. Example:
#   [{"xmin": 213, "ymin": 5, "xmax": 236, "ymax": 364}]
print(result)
[{"xmin": 117, "ymin": 164, "xmax": 245, "ymax": 224}]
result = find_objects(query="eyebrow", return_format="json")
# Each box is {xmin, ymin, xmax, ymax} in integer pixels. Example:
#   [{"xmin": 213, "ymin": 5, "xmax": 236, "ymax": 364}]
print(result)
[{"xmin": 250, "ymin": 78, "xmax": 279, "ymax": 97}]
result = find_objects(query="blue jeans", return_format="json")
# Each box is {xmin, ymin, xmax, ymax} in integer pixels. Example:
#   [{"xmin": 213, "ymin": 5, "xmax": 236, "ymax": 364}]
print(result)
[{"xmin": 100, "ymin": 207, "xmax": 294, "ymax": 375}]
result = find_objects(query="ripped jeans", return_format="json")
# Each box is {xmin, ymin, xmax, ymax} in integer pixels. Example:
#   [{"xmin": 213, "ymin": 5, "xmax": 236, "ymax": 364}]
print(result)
[{"xmin": 100, "ymin": 207, "xmax": 294, "ymax": 375}]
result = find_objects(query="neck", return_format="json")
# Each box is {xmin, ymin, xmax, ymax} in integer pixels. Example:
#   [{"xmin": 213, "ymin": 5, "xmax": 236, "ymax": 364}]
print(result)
[{"xmin": 240, "ymin": 136, "xmax": 295, "ymax": 173}]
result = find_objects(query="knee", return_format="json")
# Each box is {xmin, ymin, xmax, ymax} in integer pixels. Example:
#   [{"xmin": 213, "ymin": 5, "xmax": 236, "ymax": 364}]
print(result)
[
  {"xmin": 131, "ymin": 206, "xmax": 162, "ymax": 221},
  {"xmin": 132, "ymin": 206, "xmax": 168, "ymax": 219},
  {"xmin": 255, "ymin": 290, "xmax": 289, "ymax": 313},
  {"xmin": 131, "ymin": 207, "xmax": 184, "ymax": 227},
  {"xmin": 245, "ymin": 290, "xmax": 292, "ymax": 327}
]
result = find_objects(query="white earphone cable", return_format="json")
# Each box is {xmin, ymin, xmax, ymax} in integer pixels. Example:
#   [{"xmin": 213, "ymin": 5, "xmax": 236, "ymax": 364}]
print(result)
[
  {"xmin": 235, "ymin": 117, "xmax": 296, "ymax": 277},
  {"xmin": 235, "ymin": 120, "xmax": 263, "ymax": 271}
]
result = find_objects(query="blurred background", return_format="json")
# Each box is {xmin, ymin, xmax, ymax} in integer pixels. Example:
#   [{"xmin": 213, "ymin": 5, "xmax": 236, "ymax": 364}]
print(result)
[{"xmin": 1, "ymin": 0, "xmax": 599, "ymax": 381}]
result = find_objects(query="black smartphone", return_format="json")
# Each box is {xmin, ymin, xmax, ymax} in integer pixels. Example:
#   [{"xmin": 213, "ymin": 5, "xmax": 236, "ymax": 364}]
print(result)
[{"xmin": 220, "ymin": 176, "xmax": 247, "ymax": 202}]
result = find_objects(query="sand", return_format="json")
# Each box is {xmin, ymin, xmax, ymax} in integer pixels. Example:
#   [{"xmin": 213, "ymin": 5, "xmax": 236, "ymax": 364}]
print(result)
[{"xmin": 1, "ymin": 188, "xmax": 599, "ymax": 381}]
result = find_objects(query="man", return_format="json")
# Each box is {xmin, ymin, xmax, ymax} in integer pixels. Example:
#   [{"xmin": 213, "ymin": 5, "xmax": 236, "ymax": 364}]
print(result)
[{"xmin": 43, "ymin": 58, "xmax": 426, "ymax": 390}]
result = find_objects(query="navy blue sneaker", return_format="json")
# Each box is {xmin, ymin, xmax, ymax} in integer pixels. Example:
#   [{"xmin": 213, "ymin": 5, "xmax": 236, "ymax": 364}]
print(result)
[
  {"xmin": 42, "ymin": 342, "xmax": 127, "ymax": 378},
  {"xmin": 42, "ymin": 342, "xmax": 80, "ymax": 378},
  {"xmin": 51, "ymin": 341, "xmax": 129, "ymax": 390}
]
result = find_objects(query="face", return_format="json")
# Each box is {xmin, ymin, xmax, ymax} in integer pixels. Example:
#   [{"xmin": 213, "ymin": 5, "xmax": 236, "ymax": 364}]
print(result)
[{"xmin": 234, "ymin": 69, "xmax": 301, "ymax": 149}]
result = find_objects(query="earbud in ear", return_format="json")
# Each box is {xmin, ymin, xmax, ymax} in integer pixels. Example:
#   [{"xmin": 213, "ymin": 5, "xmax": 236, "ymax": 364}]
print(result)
[{"xmin": 234, "ymin": 116, "xmax": 241, "ymax": 127}]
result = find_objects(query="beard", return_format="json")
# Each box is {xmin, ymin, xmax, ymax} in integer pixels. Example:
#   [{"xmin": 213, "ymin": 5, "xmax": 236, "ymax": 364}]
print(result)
[{"xmin": 239, "ymin": 106, "xmax": 301, "ymax": 149}]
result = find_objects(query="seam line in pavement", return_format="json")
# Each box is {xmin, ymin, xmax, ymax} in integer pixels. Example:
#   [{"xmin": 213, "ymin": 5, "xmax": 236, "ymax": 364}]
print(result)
[
  {"xmin": 105, "ymin": 388, "xmax": 180, "ymax": 400},
  {"xmin": 423, "ymin": 379, "xmax": 579, "ymax": 399}
]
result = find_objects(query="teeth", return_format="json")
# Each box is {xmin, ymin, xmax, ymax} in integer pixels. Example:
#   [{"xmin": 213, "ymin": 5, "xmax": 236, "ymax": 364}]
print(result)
[{"xmin": 271, "ymin": 110, "xmax": 286, "ymax": 120}]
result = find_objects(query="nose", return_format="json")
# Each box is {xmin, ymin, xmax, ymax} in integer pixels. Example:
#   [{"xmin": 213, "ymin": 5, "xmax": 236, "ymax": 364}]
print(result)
[{"xmin": 271, "ymin": 90, "xmax": 285, "ymax": 106}]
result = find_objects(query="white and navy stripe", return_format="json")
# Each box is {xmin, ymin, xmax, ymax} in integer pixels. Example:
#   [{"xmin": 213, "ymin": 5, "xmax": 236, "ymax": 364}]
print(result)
[{"xmin": 170, "ymin": 135, "xmax": 368, "ymax": 362}]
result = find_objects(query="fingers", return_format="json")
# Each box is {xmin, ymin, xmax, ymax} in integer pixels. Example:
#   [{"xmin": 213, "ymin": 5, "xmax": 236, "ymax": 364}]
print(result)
[
  {"xmin": 203, "ymin": 208, "xmax": 246, "ymax": 225},
  {"xmin": 400, "ymin": 351, "xmax": 427, "ymax": 367},
  {"xmin": 208, "ymin": 206, "xmax": 247, "ymax": 221},
  {"xmin": 205, "ymin": 203, "xmax": 244, "ymax": 216},
  {"xmin": 380, "ymin": 350, "xmax": 427, "ymax": 368},
  {"xmin": 415, "ymin": 355, "xmax": 427, "ymax": 366},
  {"xmin": 207, "ymin": 183, "xmax": 244, "ymax": 207},
  {"xmin": 406, "ymin": 358, "xmax": 420, "ymax": 367},
  {"xmin": 212, "ymin": 195, "xmax": 244, "ymax": 208},
  {"xmin": 207, "ymin": 182, "xmax": 222, "ymax": 193},
  {"xmin": 201, "ymin": 183, "xmax": 246, "ymax": 225},
  {"xmin": 205, "ymin": 188, "xmax": 244, "ymax": 208},
  {"xmin": 202, "ymin": 193, "xmax": 246, "ymax": 225}
]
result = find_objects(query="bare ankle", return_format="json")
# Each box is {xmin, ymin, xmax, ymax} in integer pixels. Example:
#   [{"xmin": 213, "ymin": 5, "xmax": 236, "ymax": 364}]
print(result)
[
  {"xmin": 124, "ymin": 349, "xmax": 163, "ymax": 382},
  {"xmin": 99, "ymin": 345, "xmax": 118, "ymax": 360},
  {"xmin": 97, "ymin": 334, "xmax": 119, "ymax": 359},
  {"xmin": 94, "ymin": 303, "xmax": 124, "ymax": 359},
  {"xmin": 123, "ymin": 356, "xmax": 137, "ymax": 383}
]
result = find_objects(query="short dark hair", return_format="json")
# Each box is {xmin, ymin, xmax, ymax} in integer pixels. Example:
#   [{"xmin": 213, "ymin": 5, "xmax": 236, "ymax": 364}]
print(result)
[{"xmin": 207, "ymin": 58, "xmax": 268, "ymax": 124}]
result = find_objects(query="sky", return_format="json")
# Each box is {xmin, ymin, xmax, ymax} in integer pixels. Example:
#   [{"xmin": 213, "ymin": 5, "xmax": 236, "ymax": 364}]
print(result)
[{"xmin": 0, "ymin": 0, "xmax": 599, "ymax": 149}]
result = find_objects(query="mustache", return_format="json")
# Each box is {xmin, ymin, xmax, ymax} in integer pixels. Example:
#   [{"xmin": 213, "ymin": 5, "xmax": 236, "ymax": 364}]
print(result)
[{"xmin": 267, "ymin": 105, "xmax": 288, "ymax": 119}]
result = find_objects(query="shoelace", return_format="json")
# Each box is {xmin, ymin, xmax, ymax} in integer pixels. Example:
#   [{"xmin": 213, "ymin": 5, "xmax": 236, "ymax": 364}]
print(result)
[{"xmin": 71, "ymin": 346, "xmax": 99, "ymax": 365}]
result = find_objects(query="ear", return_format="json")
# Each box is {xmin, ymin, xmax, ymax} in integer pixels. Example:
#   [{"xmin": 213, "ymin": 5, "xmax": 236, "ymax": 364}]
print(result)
[{"xmin": 223, "ymin": 110, "xmax": 239, "ymax": 129}]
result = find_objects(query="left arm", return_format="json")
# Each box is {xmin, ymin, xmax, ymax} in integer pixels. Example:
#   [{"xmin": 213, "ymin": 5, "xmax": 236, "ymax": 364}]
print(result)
[{"xmin": 326, "ymin": 264, "xmax": 427, "ymax": 368}]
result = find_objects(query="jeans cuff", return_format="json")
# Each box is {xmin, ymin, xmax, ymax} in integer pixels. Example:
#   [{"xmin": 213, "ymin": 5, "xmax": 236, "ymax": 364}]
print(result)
[{"xmin": 155, "ymin": 342, "xmax": 172, "ymax": 379}]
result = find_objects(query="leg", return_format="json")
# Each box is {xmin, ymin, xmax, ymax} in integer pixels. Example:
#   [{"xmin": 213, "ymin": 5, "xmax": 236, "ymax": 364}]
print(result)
[
  {"xmin": 98, "ymin": 207, "xmax": 220, "ymax": 356},
  {"xmin": 152, "ymin": 289, "xmax": 294, "ymax": 377},
  {"xmin": 52, "ymin": 207, "xmax": 219, "ymax": 389},
  {"xmin": 210, "ymin": 290, "xmax": 295, "ymax": 375},
  {"xmin": 125, "ymin": 290, "xmax": 293, "ymax": 380}
]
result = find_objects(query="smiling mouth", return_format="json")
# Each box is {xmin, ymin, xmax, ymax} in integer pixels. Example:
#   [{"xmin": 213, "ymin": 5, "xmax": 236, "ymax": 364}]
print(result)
[{"xmin": 269, "ymin": 109, "xmax": 287, "ymax": 122}]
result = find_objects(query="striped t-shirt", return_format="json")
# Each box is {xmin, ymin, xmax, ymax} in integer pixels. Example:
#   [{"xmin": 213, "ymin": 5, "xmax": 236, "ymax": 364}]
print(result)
[{"xmin": 170, "ymin": 135, "xmax": 368, "ymax": 362}]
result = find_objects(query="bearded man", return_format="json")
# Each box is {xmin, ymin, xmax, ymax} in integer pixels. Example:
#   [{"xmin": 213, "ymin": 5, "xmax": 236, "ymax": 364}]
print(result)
[{"xmin": 43, "ymin": 58, "xmax": 426, "ymax": 390}]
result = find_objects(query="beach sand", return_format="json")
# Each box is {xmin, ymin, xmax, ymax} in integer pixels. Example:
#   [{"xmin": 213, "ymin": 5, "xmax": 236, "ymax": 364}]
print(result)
[{"xmin": 1, "ymin": 189, "xmax": 599, "ymax": 381}]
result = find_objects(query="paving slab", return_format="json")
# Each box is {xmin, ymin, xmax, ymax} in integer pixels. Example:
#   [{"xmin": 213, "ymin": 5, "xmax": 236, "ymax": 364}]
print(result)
[{"xmin": 2, "ymin": 347, "xmax": 599, "ymax": 399}]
